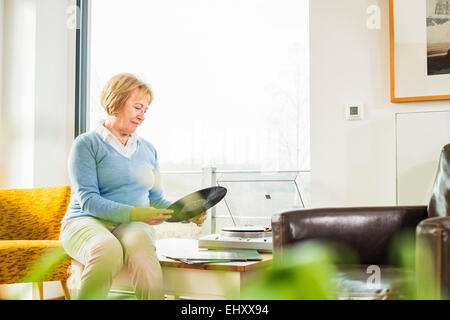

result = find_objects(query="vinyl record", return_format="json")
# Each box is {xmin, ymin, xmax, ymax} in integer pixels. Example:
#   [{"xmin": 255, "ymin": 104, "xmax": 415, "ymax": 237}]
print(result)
[{"xmin": 165, "ymin": 186, "xmax": 227, "ymax": 223}]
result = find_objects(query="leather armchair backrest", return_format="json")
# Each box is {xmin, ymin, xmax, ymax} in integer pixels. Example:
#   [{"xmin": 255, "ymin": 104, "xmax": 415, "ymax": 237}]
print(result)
[
  {"xmin": 272, "ymin": 206, "xmax": 427, "ymax": 265},
  {"xmin": 428, "ymin": 143, "xmax": 450, "ymax": 218}
]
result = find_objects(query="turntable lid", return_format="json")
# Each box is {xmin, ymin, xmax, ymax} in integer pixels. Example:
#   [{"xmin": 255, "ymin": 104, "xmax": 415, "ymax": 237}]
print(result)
[{"xmin": 215, "ymin": 171, "xmax": 307, "ymax": 220}]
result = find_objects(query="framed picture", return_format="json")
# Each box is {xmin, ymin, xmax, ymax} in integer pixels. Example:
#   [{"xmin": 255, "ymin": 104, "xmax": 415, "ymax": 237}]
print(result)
[{"xmin": 390, "ymin": 0, "xmax": 450, "ymax": 102}]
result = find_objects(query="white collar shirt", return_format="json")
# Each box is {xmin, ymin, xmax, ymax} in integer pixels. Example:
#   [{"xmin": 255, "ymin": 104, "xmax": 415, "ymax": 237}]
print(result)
[{"xmin": 95, "ymin": 120, "xmax": 138, "ymax": 158}]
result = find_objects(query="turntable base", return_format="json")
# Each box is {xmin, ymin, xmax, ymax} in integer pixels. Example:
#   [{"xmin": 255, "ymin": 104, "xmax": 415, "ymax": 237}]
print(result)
[{"xmin": 198, "ymin": 226, "xmax": 273, "ymax": 253}]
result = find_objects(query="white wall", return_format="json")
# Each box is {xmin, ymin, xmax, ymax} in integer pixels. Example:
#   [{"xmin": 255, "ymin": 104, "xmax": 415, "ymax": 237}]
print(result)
[
  {"xmin": 0, "ymin": 0, "xmax": 3, "ymax": 116},
  {"xmin": 2, "ymin": 0, "xmax": 36, "ymax": 188},
  {"xmin": 33, "ymin": 0, "xmax": 75, "ymax": 187},
  {"xmin": 310, "ymin": 0, "xmax": 450, "ymax": 207},
  {"xmin": 1, "ymin": 0, "xmax": 75, "ymax": 189},
  {"xmin": 0, "ymin": 0, "xmax": 4, "ymax": 185}
]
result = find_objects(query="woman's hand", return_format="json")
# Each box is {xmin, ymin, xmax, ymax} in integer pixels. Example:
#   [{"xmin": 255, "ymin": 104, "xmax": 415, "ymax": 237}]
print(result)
[
  {"xmin": 130, "ymin": 207, "xmax": 173, "ymax": 225},
  {"xmin": 189, "ymin": 211, "xmax": 208, "ymax": 227}
]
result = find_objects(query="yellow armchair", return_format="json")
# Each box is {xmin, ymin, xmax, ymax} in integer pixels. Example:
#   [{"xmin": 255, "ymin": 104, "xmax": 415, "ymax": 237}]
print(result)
[{"xmin": 0, "ymin": 186, "xmax": 72, "ymax": 300}]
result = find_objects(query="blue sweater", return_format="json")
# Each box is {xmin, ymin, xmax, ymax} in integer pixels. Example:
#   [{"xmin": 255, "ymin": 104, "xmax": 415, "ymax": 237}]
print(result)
[{"xmin": 62, "ymin": 131, "xmax": 171, "ymax": 224}]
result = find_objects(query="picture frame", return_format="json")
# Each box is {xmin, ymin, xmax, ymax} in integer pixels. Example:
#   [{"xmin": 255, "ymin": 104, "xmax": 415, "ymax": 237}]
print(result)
[{"xmin": 389, "ymin": 0, "xmax": 450, "ymax": 102}]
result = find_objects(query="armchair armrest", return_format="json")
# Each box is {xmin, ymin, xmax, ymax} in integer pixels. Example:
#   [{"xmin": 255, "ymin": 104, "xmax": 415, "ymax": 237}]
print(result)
[
  {"xmin": 272, "ymin": 206, "xmax": 427, "ymax": 265},
  {"xmin": 416, "ymin": 216, "xmax": 450, "ymax": 299}
]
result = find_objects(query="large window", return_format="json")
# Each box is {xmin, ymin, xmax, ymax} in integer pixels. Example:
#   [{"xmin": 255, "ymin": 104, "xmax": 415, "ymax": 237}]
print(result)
[
  {"xmin": 81, "ymin": 0, "xmax": 310, "ymax": 236},
  {"xmin": 87, "ymin": 0, "xmax": 309, "ymax": 171}
]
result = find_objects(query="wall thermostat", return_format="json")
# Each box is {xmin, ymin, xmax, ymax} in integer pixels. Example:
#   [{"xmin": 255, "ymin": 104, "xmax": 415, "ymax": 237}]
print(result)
[{"xmin": 345, "ymin": 104, "xmax": 364, "ymax": 120}]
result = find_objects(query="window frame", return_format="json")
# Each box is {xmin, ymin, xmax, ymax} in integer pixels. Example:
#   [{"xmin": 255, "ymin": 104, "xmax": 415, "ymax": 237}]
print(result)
[{"xmin": 74, "ymin": 0, "xmax": 91, "ymax": 138}]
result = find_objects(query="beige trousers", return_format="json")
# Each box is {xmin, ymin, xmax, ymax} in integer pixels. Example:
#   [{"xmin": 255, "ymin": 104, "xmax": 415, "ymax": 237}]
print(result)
[{"xmin": 59, "ymin": 216, "xmax": 164, "ymax": 300}]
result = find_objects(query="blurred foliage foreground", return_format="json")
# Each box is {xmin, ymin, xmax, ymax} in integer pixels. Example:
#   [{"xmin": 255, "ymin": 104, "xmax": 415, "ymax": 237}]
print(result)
[
  {"xmin": 239, "ymin": 230, "xmax": 440, "ymax": 300},
  {"xmin": 0, "ymin": 230, "xmax": 442, "ymax": 300}
]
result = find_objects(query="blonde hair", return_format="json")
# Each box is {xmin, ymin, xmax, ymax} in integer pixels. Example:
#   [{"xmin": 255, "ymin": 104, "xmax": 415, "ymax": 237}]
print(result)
[{"xmin": 100, "ymin": 73, "xmax": 153, "ymax": 116}]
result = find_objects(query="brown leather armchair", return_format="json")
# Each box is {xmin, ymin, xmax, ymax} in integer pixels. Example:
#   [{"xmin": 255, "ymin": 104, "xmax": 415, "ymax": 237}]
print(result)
[
  {"xmin": 272, "ymin": 143, "xmax": 450, "ymax": 300},
  {"xmin": 416, "ymin": 143, "xmax": 450, "ymax": 300}
]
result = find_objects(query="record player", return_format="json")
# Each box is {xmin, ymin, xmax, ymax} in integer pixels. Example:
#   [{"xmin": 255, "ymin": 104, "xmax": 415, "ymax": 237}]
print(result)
[
  {"xmin": 198, "ymin": 171, "xmax": 309, "ymax": 253},
  {"xmin": 198, "ymin": 225, "xmax": 273, "ymax": 253}
]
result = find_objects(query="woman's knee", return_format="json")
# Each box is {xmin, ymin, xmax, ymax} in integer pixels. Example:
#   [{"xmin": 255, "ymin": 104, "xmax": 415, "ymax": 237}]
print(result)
[
  {"xmin": 121, "ymin": 229, "xmax": 156, "ymax": 251},
  {"xmin": 87, "ymin": 237, "xmax": 124, "ymax": 268}
]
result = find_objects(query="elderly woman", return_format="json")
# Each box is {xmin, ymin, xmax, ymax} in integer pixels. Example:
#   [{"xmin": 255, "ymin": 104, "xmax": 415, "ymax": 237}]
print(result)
[{"xmin": 60, "ymin": 73, "xmax": 206, "ymax": 300}]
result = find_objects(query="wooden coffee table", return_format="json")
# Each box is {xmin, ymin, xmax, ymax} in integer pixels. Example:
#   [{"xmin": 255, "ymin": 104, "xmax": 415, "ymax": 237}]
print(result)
[{"xmin": 112, "ymin": 238, "xmax": 273, "ymax": 300}]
